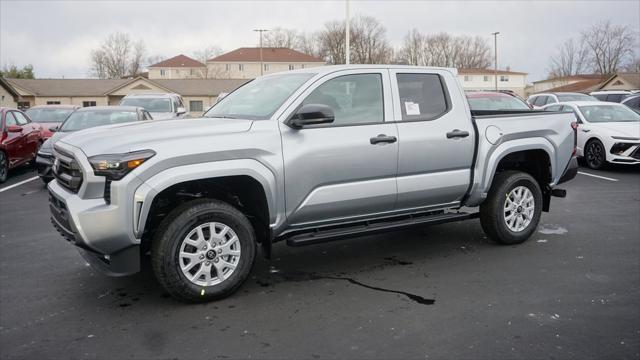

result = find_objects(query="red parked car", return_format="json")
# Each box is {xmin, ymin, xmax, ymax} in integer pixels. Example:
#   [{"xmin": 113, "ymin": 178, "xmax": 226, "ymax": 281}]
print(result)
[
  {"xmin": 0, "ymin": 107, "xmax": 43, "ymax": 183},
  {"xmin": 25, "ymin": 105, "xmax": 79, "ymax": 140}
]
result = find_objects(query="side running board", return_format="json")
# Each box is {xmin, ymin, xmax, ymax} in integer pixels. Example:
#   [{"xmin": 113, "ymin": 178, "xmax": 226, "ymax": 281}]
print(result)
[{"xmin": 284, "ymin": 211, "xmax": 478, "ymax": 247}]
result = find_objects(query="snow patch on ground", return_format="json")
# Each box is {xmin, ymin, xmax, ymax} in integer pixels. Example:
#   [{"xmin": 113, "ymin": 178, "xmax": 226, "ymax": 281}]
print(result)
[{"xmin": 538, "ymin": 224, "xmax": 568, "ymax": 235}]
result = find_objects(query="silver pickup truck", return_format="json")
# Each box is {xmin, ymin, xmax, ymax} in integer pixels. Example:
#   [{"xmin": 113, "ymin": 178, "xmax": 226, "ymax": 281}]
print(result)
[{"xmin": 48, "ymin": 65, "xmax": 578, "ymax": 302}]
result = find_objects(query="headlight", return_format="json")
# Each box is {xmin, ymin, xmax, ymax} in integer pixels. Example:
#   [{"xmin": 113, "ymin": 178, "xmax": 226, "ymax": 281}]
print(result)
[
  {"xmin": 37, "ymin": 149, "xmax": 52, "ymax": 156},
  {"xmin": 88, "ymin": 150, "xmax": 155, "ymax": 180}
]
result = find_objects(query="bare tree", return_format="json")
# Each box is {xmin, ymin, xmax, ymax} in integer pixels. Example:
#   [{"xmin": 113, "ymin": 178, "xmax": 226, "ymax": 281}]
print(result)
[
  {"xmin": 398, "ymin": 30, "xmax": 491, "ymax": 68},
  {"xmin": 317, "ymin": 15, "xmax": 392, "ymax": 64},
  {"xmin": 192, "ymin": 45, "xmax": 222, "ymax": 64},
  {"xmin": 90, "ymin": 32, "xmax": 146, "ymax": 79},
  {"xmin": 263, "ymin": 28, "xmax": 300, "ymax": 48},
  {"xmin": 581, "ymin": 21, "xmax": 637, "ymax": 74},
  {"xmin": 548, "ymin": 38, "xmax": 590, "ymax": 78}
]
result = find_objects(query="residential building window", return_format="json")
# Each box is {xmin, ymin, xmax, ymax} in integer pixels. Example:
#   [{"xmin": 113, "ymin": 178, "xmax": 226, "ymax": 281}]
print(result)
[
  {"xmin": 190, "ymin": 69, "xmax": 195, "ymax": 75},
  {"xmin": 289, "ymin": 64, "xmax": 295, "ymax": 70},
  {"xmin": 46, "ymin": 101, "xmax": 61, "ymax": 105},
  {"xmin": 175, "ymin": 69, "xmax": 180, "ymax": 76},
  {"xmin": 264, "ymin": 64, "xmax": 269, "ymax": 71},
  {"xmin": 17, "ymin": 101, "xmax": 30, "ymax": 110},
  {"xmin": 483, "ymin": 75, "xmax": 490, "ymax": 82},
  {"xmin": 82, "ymin": 101, "xmax": 96, "ymax": 107},
  {"xmin": 189, "ymin": 100, "xmax": 203, "ymax": 112},
  {"xmin": 225, "ymin": 64, "xmax": 230, "ymax": 71},
  {"xmin": 464, "ymin": 75, "xmax": 472, "ymax": 81},
  {"xmin": 238, "ymin": 64, "xmax": 244, "ymax": 71},
  {"xmin": 160, "ymin": 69, "xmax": 166, "ymax": 76},
  {"xmin": 301, "ymin": 64, "xmax": 305, "ymax": 69},
  {"xmin": 500, "ymin": 75, "xmax": 509, "ymax": 82}
]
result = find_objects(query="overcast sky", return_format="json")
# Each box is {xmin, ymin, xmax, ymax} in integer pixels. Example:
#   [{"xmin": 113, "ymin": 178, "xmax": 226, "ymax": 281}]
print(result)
[{"xmin": 1, "ymin": 0, "xmax": 638, "ymax": 82}]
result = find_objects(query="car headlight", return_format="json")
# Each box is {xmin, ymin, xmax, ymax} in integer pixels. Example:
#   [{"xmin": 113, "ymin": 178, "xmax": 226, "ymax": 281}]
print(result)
[{"xmin": 88, "ymin": 150, "xmax": 156, "ymax": 180}]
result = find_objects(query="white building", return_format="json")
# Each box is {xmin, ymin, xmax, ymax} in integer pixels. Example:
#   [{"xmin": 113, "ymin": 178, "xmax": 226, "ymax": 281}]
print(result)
[
  {"xmin": 458, "ymin": 68, "xmax": 528, "ymax": 96},
  {"xmin": 148, "ymin": 54, "xmax": 207, "ymax": 79}
]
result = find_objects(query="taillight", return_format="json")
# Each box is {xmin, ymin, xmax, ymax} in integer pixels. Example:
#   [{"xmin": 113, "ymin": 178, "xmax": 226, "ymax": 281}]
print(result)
[{"xmin": 571, "ymin": 121, "xmax": 578, "ymax": 156}]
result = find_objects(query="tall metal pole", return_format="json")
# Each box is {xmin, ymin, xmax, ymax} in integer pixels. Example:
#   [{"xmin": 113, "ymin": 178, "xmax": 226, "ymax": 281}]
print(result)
[
  {"xmin": 254, "ymin": 29, "xmax": 269, "ymax": 76},
  {"xmin": 345, "ymin": 0, "xmax": 350, "ymax": 64},
  {"xmin": 492, "ymin": 32, "xmax": 499, "ymax": 91}
]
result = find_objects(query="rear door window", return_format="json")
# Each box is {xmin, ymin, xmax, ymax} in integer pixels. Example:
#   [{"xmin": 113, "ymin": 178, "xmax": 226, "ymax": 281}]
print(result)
[
  {"xmin": 396, "ymin": 73, "xmax": 449, "ymax": 121},
  {"xmin": 544, "ymin": 104, "xmax": 562, "ymax": 111},
  {"xmin": 592, "ymin": 94, "xmax": 607, "ymax": 101},
  {"xmin": 606, "ymin": 94, "xmax": 624, "ymax": 103}
]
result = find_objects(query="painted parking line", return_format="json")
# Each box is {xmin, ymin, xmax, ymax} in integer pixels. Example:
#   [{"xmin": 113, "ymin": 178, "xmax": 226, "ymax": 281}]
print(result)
[
  {"xmin": 577, "ymin": 171, "xmax": 619, "ymax": 182},
  {"xmin": 0, "ymin": 176, "xmax": 39, "ymax": 193}
]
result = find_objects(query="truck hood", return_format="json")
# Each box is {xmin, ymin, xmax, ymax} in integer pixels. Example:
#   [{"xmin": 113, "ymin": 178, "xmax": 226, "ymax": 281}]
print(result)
[
  {"xmin": 591, "ymin": 122, "xmax": 640, "ymax": 138},
  {"xmin": 58, "ymin": 117, "xmax": 253, "ymax": 156}
]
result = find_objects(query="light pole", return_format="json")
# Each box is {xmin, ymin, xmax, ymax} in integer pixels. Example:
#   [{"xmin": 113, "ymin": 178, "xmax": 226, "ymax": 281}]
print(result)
[
  {"xmin": 492, "ymin": 32, "xmax": 499, "ymax": 91},
  {"xmin": 254, "ymin": 29, "xmax": 269, "ymax": 76},
  {"xmin": 345, "ymin": 0, "xmax": 350, "ymax": 64}
]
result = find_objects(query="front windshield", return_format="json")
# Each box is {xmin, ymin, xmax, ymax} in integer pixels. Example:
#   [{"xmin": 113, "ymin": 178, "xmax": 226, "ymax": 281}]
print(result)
[
  {"xmin": 25, "ymin": 108, "xmax": 74, "ymax": 123},
  {"xmin": 557, "ymin": 94, "xmax": 598, "ymax": 102},
  {"xmin": 60, "ymin": 110, "xmax": 139, "ymax": 131},
  {"xmin": 578, "ymin": 105, "xmax": 640, "ymax": 123},
  {"xmin": 120, "ymin": 98, "xmax": 172, "ymax": 112},
  {"xmin": 467, "ymin": 96, "xmax": 530, "ymax": 110},
  {"xmin": 204, "ymin": 73, "xmax": 315, "ymax": 120}
]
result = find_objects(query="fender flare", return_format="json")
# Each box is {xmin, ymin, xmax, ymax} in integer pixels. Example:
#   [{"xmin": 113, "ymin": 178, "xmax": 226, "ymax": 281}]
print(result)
[{"xmin": 132, "ymin": 159, "xmax": 278, "ymax": 238}]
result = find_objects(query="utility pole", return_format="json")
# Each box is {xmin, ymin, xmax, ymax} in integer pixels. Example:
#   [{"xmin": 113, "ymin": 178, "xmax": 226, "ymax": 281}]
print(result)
[
  {"xmin": 254, "ymin": 29, "xmax": 269, "ymax": 76},
  {"xmin": 492, "ymin": 32, "xmax": 499, "ymax": 91},
  {"xmin": 345, "ymin": 0, "xmax": 350, "ymax": 64}
]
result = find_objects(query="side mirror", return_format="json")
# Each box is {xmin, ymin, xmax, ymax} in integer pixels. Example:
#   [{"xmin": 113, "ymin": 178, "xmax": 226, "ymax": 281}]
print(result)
[
  {"xmin": 49, "ymin": 126, "xmax": 58, "ymax": 132},
  {"xmin": 7, "ymin": 125, "xmax": 22, "ymax": 133},
  {"xmin": 288, "ymin": 104, "xmax": 335, "ymax": 129},
  {"xmin": 176, "ymin": 106, "xmax": 187, "ymax": 115}
]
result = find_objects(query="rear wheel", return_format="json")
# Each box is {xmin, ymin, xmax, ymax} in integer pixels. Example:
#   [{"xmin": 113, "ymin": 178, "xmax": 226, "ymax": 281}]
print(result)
[
  {"xmin": 585, "ymin": 139, "xmax": 606, "ymax": 170},
  {"xmin": 480, "ymin": 171, "xmax": 542, "ymax": 245},
  {"xmin": 151, "ymin": 199, "xmax": 256, "ymax": 302},
  {"xmin": 0, "ymin": 151, "xmax": 8, "ymax": 183}
]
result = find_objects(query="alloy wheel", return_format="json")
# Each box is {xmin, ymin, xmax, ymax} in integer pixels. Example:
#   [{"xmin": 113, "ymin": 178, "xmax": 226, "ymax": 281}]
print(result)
[
  {"xmin": 178, "ymin": 222, "xmax": 241, "ymax": 286},
  {"xmin": 503, "ymin": 185, "xmax": 535, "ymax": 232},
  {"xmin": 586, "ymin": 141, "xmax": 604, "ymax": 169}
]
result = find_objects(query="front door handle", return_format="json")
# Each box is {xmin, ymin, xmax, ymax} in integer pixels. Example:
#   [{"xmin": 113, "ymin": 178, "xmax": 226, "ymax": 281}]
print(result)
[
  {"xmin": 581, "ymin": 129, "xmax": 591, "ymax": 133},
  {"xmin": 370, "ymin": 134, "xmax": 397, "ymax": 145},
  {"xmin": 446, "ymin": 129, "xmax": 470, "ymax": 139}
]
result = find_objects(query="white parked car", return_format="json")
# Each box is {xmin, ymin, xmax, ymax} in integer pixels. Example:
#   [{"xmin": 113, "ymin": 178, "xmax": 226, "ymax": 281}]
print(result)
[
  {"xmin": 543, "ymin": 101, "xmax": 640, "ymax": 169},
  {"xmin": 527, "ymin": 92, "xmax": 598, "ymax": 109}
]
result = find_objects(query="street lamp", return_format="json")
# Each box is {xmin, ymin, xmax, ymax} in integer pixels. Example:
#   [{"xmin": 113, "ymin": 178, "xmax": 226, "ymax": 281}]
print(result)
[
  {"xmin": 345, "ymin": 0, "xmax": 350, "ymax": 64},
  {"xmin": 253, "ymin": 29, "xmax": 269, "ymax": 76},
  {"xmin": 492, "ymin": 32, "xmax": 499, "ymax": 91}
]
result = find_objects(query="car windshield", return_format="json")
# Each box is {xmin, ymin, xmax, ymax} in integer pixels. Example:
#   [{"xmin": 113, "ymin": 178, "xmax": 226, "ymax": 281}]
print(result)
[
  {"xmin": 204, "ymin": 73, "xmax": 315, "ymax": 120},
  {"xmin": 60, "ymin": 110, "xmax": 139, "ymax": 131},
  {"xmin": 578, "ymin": 105, "xmax": 640, "ymax": 123},
  {"xmin": 25, "ymin": 108, "xmax": 75, "ymax": 123},
  {"xmin": 557, "ymin": 94, "xmax": 598, "ymax": 102},
  {"xmin": 120, "ymin": 98, "xmax": 172, "ymax": 112},
  {"xmin": 467, "ymin": 95, "xmax": 530, "ymax": 110}
]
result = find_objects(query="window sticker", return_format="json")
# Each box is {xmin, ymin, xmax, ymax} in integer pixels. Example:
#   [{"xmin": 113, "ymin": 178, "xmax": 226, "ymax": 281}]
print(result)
[{"xmin": 405, "ymin": 101, "xmax": 420, "ymax": 115}]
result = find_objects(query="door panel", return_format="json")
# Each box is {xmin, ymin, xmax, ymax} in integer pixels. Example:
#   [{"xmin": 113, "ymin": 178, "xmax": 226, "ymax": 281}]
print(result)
[
  {"xmin": 390, "ymin": 70, "xmax": 475, "ymax": 210},
  {"xmin": 3, "ymin": 112, "xmax": 27, "ymax": 166},
  {"xmin": 280, "ymin": 70, "xmax": 398, "ymax": 226}
]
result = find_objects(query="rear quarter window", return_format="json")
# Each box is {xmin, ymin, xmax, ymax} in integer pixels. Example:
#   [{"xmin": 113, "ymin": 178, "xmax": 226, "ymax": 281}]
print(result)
[{"xmin": 396, "ymin": 73, "xmax": 449, "ymax": 121}]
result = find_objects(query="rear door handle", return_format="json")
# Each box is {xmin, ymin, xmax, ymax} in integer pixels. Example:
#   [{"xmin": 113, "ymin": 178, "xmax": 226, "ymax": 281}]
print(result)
[
  {"xmin": 446, "ymin": 129, "xmax": 470, "ymax": 139},
  {"xmin": 370, "ymin": 134, "xmax": 397, "ymax": 145}
]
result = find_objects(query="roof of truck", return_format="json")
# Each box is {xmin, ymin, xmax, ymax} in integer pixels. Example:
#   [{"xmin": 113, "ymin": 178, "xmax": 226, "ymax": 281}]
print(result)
[{"xmin": 282, "ymin": 64, "xmax": 458, "ymax": 76}]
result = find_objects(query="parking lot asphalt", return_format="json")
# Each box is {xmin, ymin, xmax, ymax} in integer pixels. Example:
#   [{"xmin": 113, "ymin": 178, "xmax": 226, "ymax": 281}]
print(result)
[{"xmin": 1, "ymin": 165, "xmax": 639, "ymax": 360}]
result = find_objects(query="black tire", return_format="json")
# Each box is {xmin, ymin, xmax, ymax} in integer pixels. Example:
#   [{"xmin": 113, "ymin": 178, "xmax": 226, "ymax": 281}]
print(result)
[
  {"xmin": 480, "ymin": 170, "xmax": 543, "ymax": 245},
  {"xmin": 0, "ymin": 151, "xmax": 8, "ymax": 183},
  {"xmin": 151, "ymin": 199, "xmax": 256, "ymax": 303},
  {"xmin": 584, "ymin": 139, "xmax": 606, "ymax": 170}
]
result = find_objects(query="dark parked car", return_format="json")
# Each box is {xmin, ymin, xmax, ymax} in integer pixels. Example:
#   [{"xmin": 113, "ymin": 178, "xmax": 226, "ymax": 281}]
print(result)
[
  {"xmin": 0, "ymin": 107, "xmax": 43, "ymax": 183},
  {"xmin": 26, "ymin": 105, "xmax": 80, "ymax": 140},
  {"xmin": 466, "ymin": 91, "xmax": 532, "ymax": 111},
  {"xmin": 621, "ymin": 94, "xmax": 640, "ymax": 113},
  {"xmin": 36, "ymin": 106, "xmax": 153, "ymax": 183}
]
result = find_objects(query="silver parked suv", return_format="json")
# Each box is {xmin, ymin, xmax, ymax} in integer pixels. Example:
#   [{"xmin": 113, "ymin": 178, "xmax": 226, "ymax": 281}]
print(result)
[
  {"xmin": 48, "ymin": 65, "xmax": 578, "ymax": 302},
  {"xmin": 120, "ymin": 93, "xmax": 188, "ymax": 120}
]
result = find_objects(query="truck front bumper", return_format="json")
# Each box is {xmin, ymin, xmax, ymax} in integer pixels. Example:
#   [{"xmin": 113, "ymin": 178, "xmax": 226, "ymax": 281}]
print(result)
[{"xmin": 48, "ymin": 180, "xmax": 140, "ymax": 276}]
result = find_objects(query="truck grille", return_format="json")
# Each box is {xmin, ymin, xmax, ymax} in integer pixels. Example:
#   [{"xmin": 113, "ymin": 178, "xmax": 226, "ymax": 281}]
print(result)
[{"xmin": 52, "ymin": 148, "xmax": 83, "ymax": 193}]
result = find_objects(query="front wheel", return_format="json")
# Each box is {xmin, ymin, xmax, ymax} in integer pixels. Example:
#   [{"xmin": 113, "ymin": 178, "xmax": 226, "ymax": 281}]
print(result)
[
  {"xmin": 480, "ymin": 171, "xmax": 543, "ymax": 245},
  {"xmin": 0, "ymin": 151, "xmax": 8, "ymax": 183},
  {"xmin": 585, "ymin": 139, "xmax": 606, "ymax": 170},
  {"xmin": 151, "ymin": 199, "xmax": 257, "ymax": 303}
]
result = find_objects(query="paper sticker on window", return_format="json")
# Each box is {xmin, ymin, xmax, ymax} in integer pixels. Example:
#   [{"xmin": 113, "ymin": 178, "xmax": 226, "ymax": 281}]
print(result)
[{"xmin": 405, "ymin": 101, "xmax": 420, "ymax": 115}]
